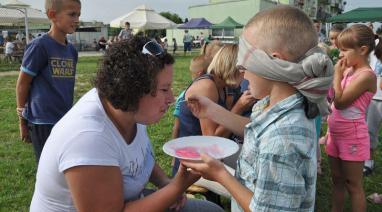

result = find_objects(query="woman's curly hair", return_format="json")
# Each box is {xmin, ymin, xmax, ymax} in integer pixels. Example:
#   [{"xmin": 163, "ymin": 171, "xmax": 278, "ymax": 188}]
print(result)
[{"xmin": 94, "ymin": 35, "xmax": 174, "ymax": 112}]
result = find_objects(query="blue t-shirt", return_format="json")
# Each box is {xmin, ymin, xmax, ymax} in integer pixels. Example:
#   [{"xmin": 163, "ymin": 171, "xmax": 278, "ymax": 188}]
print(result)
[
  {"xmin": 173, "ymin": 90, "xmax": 185, "ymax": 117},
  {"xmin": 21, "ymin": 33, "xmax": 78, "ymax": 124}
]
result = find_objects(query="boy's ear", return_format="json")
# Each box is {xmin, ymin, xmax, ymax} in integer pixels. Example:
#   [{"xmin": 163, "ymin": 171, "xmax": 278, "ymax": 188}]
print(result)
[
  {"xmin": 46, "ymin": 9, "xmax": 56, "ymax": 20},
  {"xmin": 271, "ymin": 52, "xmax": 288, "ymax": 60}
]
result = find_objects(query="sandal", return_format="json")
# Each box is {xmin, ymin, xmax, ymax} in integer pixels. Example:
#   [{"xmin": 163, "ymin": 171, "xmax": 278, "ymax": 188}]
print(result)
[{"xmin": 367, "ymin": 193, "xmax": 382, "ymax": 204}]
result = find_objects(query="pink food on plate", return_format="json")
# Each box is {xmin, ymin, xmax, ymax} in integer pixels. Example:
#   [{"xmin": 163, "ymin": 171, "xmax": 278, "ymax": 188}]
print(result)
[
  {"xmin": 174, "ymin": 144, "xmax": 223, "ymax": 159},
  {"xmin": 175, "ymin": 146, "xmax": 200, "ymax": 158}
]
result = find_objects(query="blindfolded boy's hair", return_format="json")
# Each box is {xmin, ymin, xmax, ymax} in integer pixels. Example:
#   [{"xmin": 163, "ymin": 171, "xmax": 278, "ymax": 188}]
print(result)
[
  {"xmin": 45, "ymin": 0, "xmax": 81, "ymax": 14},
  {"xmin": 245, "ymin": 5, "xmax": 317, "ymax": 62}
]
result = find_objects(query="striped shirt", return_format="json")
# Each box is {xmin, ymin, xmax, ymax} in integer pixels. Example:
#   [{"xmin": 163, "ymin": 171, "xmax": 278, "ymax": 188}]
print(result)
[{"xmin": 232, "ymin": 93, "xmax": 317, "ymax": 212}]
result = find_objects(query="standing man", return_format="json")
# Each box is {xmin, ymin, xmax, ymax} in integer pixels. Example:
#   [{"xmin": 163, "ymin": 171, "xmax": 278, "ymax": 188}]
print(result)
[
  {"xmin": 200, "ymin": 32, "xmax": 205, "ymax": 47},
  {"xmin": 313, "ymin": 19, "xmax": 326, "ymax": 43},
  {"xmin": 183, "ymin": 30, "xmax": 192, "ymax": 56},
  {"xmin": 118, "ymin": 21, "xmax": 133, "ymax": 41}
]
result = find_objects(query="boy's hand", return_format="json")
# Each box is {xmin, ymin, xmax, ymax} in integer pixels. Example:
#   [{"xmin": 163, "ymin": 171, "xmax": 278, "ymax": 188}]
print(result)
[
  {"xmin": 19, "ymin": 120, "xmax": 31, "ymax": 143},
  {"xmin": 181, "ymin": 153, "xmax": 227, "ymax": 183},
  {"xmin": 186, "ymin": 95, "xmax": 215, "ymax": 119}
]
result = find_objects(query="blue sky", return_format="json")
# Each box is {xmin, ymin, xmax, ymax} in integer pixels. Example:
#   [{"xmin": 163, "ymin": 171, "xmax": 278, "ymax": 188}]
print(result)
[{"xmin": 1, "ymin": 0, "xmax": 382, "ymax": 23}]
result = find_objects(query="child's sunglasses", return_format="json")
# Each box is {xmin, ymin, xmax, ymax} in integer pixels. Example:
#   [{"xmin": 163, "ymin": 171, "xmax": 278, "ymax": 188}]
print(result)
[{"xmin": 142, "ymin": 40, "xmax": 164, "ymax": 56}]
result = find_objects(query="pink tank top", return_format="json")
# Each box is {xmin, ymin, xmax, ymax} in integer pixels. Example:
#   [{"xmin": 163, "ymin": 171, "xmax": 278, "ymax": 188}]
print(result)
[{"xmin": 328, "ymin": 67, "xmax": 375, "ymax": 136}]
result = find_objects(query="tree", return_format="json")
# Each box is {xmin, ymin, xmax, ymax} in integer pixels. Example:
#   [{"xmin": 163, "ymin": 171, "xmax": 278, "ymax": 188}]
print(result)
[{"xmin": 160, "ymin": 12, "xmax": 183, "ymax": 24}]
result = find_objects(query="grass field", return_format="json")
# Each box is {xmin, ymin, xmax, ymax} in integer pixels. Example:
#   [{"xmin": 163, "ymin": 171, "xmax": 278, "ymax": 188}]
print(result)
[{"xmin": 0, "ymin": 55, "xmax": 381, "ymax": 211}]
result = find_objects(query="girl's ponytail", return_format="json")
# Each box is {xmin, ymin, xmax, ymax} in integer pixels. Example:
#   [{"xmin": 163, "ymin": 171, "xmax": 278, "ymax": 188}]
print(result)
[{"xmin": 375, "ymin": 35, "xmax": 382, "ymax": 61}]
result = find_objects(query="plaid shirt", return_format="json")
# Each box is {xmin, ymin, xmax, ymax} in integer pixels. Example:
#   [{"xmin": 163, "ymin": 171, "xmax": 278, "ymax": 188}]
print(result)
[{"xmin": 232, "ymin": 93, "xmax": 317, "ymax": 212}]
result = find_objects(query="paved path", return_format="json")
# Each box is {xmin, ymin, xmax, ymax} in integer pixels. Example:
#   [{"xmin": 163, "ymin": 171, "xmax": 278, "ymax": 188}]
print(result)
[
  {"xmin": 0, "ymin": 70, "xmax": 18, "ymax": 77},
  {"xmin": 0, "ymin": 51, "xmax": 103, "ymax": 77},
  {"xmin": 78, "ymin": 51, "xmax": 103, "ymax": 57}
]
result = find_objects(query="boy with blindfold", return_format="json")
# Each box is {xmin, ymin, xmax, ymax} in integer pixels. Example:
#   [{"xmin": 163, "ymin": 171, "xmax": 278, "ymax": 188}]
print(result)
[{"xmin": 182, "ymin": 5, "xmax": 333, "ymax": 212}]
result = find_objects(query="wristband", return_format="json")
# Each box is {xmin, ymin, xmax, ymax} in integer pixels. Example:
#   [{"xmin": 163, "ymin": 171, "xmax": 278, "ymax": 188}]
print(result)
[{"xmin": 16, "ymin": 107, "xmax": 24, "ymax": 117}]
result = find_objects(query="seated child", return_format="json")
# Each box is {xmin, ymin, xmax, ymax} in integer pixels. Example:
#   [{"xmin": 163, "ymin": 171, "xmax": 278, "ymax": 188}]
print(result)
[{"xmin": 171, "ymin": 55, "xmax": 209, "ymax": 175}]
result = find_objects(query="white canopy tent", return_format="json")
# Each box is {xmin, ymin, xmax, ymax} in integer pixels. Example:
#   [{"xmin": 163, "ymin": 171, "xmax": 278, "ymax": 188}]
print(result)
[
  {"xmin": 110, "ymin": 5, "xmax": 176, "ymax": 30},
  {"xmin": 0, "ymin": 7, "xmax": 49, "ymax": 25},
  {"xmin": 0, "ymin": 0, "xmax": 49, "ymax": 43}
]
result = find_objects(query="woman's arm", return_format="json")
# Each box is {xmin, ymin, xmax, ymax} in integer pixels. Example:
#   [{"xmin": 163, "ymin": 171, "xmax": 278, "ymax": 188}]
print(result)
[
  {"xmin": 64, "ymin": 166, "xmax": 125, "ymax": 212},
  {"xmin": 185, "ymin": 79, "xmax": 220, "ymax": 136},
  {"xmin": 186, "ymin": 79, "xmax": 252, "ymax": 137},
  {"xmin": 171, "ymin": 117, "xmax": 180, "ymax": 139},
  {"xmin": 64, "ymin": 164, "xmax": 199, "ymax": 212},
  {"xmin": 149, "ymin": 163, "xmax": 171, "ymax": 188}
]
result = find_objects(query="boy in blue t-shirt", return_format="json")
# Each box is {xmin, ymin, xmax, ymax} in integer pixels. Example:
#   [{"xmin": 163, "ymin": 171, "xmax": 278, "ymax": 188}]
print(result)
[{"xmin": 16, "ymin": 0, "xmax": 81, "ymax": 163}]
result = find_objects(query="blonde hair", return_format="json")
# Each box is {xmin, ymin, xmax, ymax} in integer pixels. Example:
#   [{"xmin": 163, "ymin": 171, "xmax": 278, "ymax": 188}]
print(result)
[
  {"xmin": 45, "ymin": 0, "xmax": 81, "ymax": 13},
  {"xmin": 207, "ymin": 44, "xmax": 239, "ymax": 86},
  {"xmin": 200, "ymin": 40, "xmax": 224, "ymax": 63},
  {"xmin": 245, "ymin": 5, "xmax": 317, "ymax": 62},
  {"xmin": 190, "ymin": 55, "xmax": 209, "ymax": 74}
]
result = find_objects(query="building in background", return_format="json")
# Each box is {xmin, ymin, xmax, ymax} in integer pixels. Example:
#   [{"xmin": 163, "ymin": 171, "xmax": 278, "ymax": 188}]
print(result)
[{"xmin": 166, "ymin": 0, "xmax": 345, "ymax": 47}]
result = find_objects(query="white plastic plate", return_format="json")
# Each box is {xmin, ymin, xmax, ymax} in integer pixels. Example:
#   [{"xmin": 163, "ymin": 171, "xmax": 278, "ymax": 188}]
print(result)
[{"xmin": 163, "ymin": 136, "xmax": 239, "ymax": 160}]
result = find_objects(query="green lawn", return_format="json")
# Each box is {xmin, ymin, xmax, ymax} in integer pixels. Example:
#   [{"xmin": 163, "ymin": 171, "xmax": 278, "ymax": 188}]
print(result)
[{"xmin": 0, "ymin": 55, "xmax": 381, "ymax": 211}]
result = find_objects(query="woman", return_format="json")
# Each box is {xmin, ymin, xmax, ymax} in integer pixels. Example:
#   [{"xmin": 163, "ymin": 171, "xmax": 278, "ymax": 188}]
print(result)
[
  {"xmin": 30, "ymin": 36, "xmax": 223, "ymax": 212},
  {"xmin": 172, "ymin": 44, "xmax": 255, "ymax": 174}
]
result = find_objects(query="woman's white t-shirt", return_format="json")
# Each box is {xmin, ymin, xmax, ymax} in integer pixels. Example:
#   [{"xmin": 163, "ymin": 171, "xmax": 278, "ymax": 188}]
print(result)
[{"xmin": 30, "ymin": 88, "xmax": 155, "ymax": 211}]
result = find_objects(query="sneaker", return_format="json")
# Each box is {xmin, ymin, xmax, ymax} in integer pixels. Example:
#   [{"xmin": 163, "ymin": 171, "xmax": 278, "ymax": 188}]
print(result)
[{"xmin": 363, "ymin": 160, "xmax": 374, "ymax": 176}]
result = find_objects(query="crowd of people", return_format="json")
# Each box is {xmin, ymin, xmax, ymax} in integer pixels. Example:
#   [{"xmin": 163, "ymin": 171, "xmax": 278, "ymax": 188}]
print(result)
[
  {"xmin": 1, "ymin": 32, "xmax": 31, "ymax": 63},
  {"xmin": 12, "ymin": 0, "xmax": 382, "ymax": 211}
]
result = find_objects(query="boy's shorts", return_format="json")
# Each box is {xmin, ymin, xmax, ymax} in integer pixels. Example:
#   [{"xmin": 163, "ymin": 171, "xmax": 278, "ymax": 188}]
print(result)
[
  {"xmin": 326, "ymin": 133, "xmax": 370, "ymax": 161},
  {"xmin": 184, "ymin": 42, "xmax": 191, "ymax": 52}
]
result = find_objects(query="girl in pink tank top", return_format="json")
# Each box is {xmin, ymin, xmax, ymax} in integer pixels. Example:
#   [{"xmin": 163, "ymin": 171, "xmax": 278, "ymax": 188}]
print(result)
[{"xmin": 326, "ymin": 24, "xmax": 382, "ymax": 212}]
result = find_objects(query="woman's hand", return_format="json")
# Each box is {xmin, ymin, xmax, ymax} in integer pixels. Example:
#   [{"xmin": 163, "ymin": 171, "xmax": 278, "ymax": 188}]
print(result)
[
  {"xmin": 173, "ymin": 163, "xmax": 201, "ymax": 189},
  {"xmin": 234, "ymin": 90, "xmax": 256, "ymax": 112},
  {"xmin": 181, "ymin": 153, "xmax": 228, "ymax": 183},
  {"xmin": 186, "ymin": 95, "xmax": 216, "ymax": 119},
  {"xmin": 169, "ymin": 193, "xmax": 187, "ymax": 212}
]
